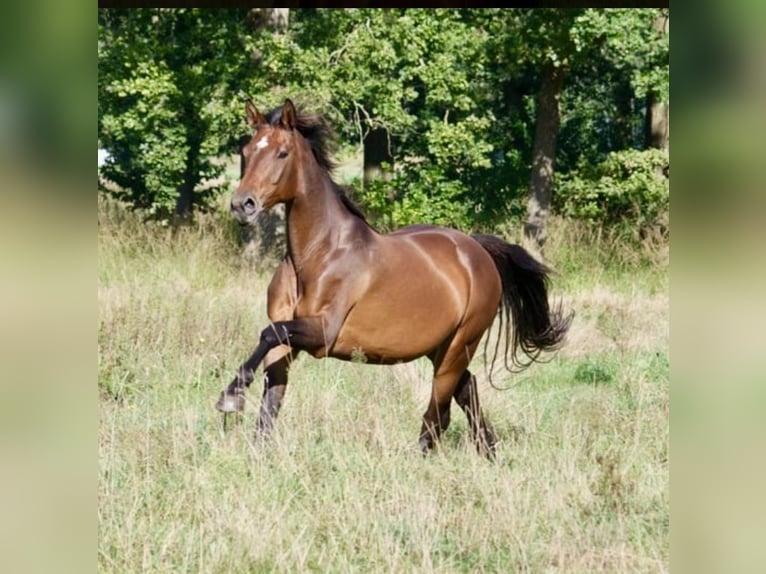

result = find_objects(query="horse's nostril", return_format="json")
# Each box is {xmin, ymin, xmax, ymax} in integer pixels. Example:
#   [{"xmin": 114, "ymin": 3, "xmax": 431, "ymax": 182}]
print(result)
[{"xmin": 242, "ymin": 197, "xmax": 256, "ymax": 214}]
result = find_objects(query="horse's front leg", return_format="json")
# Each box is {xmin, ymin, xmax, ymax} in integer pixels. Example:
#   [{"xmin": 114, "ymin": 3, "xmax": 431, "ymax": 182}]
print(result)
[
  {"xmin": 216, "ymin": 254, "xmax": 301, "ymax": 416},
  {"xmin": 257, "ymin": 346, "xmax": 297, "ymax": 435},
  {"xmin": 216, "ymin": 320, "xmax": 292, "ymax": 412},
  {"xmin": 216, "ymin": 318, "xmax": 324, "ymax": 414},
  {"xmin": 215, "ymin": 330, "xmax": 276, "ymax": 413}
]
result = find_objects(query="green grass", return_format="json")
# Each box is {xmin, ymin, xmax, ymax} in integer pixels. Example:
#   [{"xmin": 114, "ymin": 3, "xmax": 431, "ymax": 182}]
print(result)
[{"xmin": 98, "ymin": 197, "xmax": 668, "ymax": 573}]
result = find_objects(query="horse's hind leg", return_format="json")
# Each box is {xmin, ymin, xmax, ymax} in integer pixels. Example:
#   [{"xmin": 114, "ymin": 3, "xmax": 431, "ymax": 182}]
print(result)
[
  {"xmin": 420, "ymin": 338, "xmax": 497, "ymax": 456},
  {"xmin": 419, "ymin": 373, "xmax": 454, "ymax": 454},
  {"xmin": 419, "ymin": 338, "xmax": 477, "ymax": 453},
  {"xmin": 453, "ymin": 370, "xmax": 497, "ymax": 458}
]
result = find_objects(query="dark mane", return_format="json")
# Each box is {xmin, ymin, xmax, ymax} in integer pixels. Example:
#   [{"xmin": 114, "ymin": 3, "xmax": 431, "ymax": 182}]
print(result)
[
  {"xmin": 265, "ymin": 105, "xmax": 337, "ymax": 172},
  {"xmin": 266, "ymin": 104, "xmax": 369, "ymax": 224}
]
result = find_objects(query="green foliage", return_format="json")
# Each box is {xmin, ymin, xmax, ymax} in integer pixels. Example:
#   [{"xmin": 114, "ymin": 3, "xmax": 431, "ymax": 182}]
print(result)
[
  {"xmin": 97, "ymin": 8, "xmax": 669, "ymax": 231},
  {"xmin": 571, "ymin": 9, "xmax": 669, "ymax": 101},
  {"xmin": 555, "ymin": 148, "xmax": 669, "ymax": 236},
  {"xmin": 553, "ymin": 9, "xmax": 668, "ymax": 174},
  {"xmin": 98, "ymin": 9, "xmax": 250, "ymax": 218},
  {"xmin": 357, "ymin": 164, "xmax": 472, "ymax": 230},
  {"xmin": 247, "ymin": 10, "xmax": 508, "ymax": 229},
  {"xmin": 99, "ymin": 58, "xmax": 186, "ymax": 213},
  {"xmin": 574, "ymin": 358, "xmax": 616, "ymax": 385}
]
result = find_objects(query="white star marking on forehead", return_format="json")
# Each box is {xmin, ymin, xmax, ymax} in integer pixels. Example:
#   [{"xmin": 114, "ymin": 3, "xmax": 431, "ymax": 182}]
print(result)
[{"xmin": 255, "ymin": 135, "xmax": 269, "ymax": 151}]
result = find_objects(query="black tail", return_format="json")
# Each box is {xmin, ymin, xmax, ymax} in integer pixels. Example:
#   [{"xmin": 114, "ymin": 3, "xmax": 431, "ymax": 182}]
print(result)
[{"xmin": 472, "ymin": 234, "xmax": 573, "ymax": 378}]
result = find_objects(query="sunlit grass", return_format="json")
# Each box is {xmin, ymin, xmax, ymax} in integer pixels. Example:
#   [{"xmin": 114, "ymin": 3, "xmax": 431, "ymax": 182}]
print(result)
[{"xmin": 98, "ymin": 197, "xmax": 668, "ymax": 572}]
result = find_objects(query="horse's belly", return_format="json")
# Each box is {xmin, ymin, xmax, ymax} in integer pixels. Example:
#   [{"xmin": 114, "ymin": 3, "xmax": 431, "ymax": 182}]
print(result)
[{"xmin": 330, "ymin": 297, "xmax": 457, "ymax": 363}]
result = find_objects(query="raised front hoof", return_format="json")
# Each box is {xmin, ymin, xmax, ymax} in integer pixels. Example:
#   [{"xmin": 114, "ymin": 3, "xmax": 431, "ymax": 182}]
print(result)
[{"xmin": 216, "ymin": 391, "xmax": 245, "ymax": 413}]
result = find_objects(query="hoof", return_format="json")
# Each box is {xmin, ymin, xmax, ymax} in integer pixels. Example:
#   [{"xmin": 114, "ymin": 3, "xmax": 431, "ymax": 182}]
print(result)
[
  {"xmin": 418, "ymin": 435, "xmax": 434, "ymax": 455},
  {"xmin": 216, "ymin": 390, "xmax": 245, "ymax": 413}
]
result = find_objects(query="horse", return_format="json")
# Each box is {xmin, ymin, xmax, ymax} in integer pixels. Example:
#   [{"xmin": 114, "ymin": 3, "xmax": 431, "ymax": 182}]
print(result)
[{"xmin": 216, "ymin": 98, "xmax": 572, "ymax": 456}]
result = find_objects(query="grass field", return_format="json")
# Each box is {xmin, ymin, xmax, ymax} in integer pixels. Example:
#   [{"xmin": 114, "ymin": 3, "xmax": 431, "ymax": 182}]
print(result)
[{"xmin": 98, "ymin": 196, "xmax": 668, "ymax": 573}]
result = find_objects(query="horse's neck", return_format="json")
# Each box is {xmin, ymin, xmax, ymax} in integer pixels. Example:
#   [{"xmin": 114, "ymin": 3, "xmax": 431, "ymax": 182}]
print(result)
[{"xmin": 286, "ymin": 171, "xmax": 355, "ymax": 271}]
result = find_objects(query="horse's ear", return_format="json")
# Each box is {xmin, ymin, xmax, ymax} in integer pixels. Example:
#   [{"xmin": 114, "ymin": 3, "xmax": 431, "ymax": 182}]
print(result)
[
  {"xmin": 279, "ymin": 99, "xmax": 297, "ymax": 130},
  {"xmin": 245, "ymin": 101, "xmax": 266, "ymax": 128}
]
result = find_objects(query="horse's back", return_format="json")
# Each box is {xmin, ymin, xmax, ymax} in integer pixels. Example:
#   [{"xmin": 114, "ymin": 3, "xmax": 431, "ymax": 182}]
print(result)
[
  {"xmin": 389, "ymin": 224, "xmax": 503, "ymax": 332},
  {"xmin": 388, "ymin": 225, "xmax": 501, "ymax": 288},
  {"xmin": 328, "ymin": 225, "xmax": 502, "ymax": 362}
]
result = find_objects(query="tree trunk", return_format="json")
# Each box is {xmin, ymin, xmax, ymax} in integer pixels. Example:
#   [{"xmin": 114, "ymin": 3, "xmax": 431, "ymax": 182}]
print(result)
[
  {"xmin": 175, "ymin": 181, "xmax": 194, "ymax": 220},
  {"xmin": 524, "ymin": 64, "xmax": 565, "ymax": 255},
  {"xmin": 264, "ymin": 8, "xmax": 289, "ymax": 32},
  {"xmin": 236, "ymin": 8, "xmax": 290, "ymax": 262},
  {"xmin": 247, "ymin": 8, "xmax": 289, "ymax": 33},
  {"xmin": 646, "ymin": 95, "xmax": 669, "ymax": 151},
  {"xmin": 646, "ymin": 12, "xmax": 669, "ymax": 152},
  {"xmin": 363, "ymin": 127, "xmax": 393, "ymax": 185},
  {"xmin": 174, "ymin": 123, "xmax": 201, "ymax": 221}
]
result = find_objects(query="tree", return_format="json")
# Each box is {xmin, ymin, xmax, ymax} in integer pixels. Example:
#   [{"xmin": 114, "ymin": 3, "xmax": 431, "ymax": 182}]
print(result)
[
  {"xmin": 98, "ymin": 9, "xmax": 251, "ymax": 220},
  {"xmin": 549, "ymin": 9, "xmax": 669, "ymax": 244},
  {"xmin": 509, "ymin": 8, "xmax": 669, "ymax": 253},
  {"xmin": 645, "ymin": 11, "xmax": 669, "ymax": 151},
  {"xmin": 246, "ymin": 9, "xmax": 500, "ymax": 229},
  {"xmin": 97, "ymin": 8, "xmax": 668, "ymax": 239},
  {"xmin": 237, "ymin": 8, "xmax": 291, "ymax": 260},
  {"xmin": 524, "ymin": 60, "xmax": 567, "ymax": 254}
]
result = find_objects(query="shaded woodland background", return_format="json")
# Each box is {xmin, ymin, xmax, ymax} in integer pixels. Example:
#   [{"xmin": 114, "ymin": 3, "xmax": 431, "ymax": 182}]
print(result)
[{"xmin": 98, "ymin": 8, "xmax": 669, "ymax": 254}]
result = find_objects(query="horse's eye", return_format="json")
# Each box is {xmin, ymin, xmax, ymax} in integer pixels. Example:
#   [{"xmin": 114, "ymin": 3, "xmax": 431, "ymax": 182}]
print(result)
[{"xmin": 277, "ymin": 149, "xmax": 288, "ymax": 159}]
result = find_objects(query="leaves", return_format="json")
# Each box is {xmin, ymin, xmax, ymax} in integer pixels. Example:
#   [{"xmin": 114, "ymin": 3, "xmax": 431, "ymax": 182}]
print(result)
[
  {"xmin": 98, "ymin": 8, "xmax": 669, "ymax": 230},
  {"xmin": 555, "ymin": 148, "xmax": 669, "ymax": 238},
  {"xmin": 98, "ymin": 9, "xmax": 252, "ymax": 217}
]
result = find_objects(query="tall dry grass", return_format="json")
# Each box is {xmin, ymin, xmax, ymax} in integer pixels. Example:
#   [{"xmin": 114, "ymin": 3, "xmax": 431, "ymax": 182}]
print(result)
[{"xmin": 98, "ymin": 197, "xmax": 668, "ymax": 572}]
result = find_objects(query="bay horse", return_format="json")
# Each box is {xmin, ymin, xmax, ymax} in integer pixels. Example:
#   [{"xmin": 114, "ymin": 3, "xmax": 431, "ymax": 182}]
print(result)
[{"xmin": 216, "ymin": 99, "xmax": 571, "ymax": 456}]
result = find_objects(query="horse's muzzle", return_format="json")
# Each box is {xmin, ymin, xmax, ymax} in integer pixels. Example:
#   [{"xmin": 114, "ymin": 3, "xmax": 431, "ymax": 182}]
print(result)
[{"xmin": 230, "ymin": 194, "xmax": 262, "ymax": 226}]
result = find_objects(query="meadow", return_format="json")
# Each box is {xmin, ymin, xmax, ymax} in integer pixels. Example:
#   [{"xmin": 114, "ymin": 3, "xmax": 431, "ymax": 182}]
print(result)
[{"xmin": 98, "ymin": 196, "xmax": 668, "ymax": 573}]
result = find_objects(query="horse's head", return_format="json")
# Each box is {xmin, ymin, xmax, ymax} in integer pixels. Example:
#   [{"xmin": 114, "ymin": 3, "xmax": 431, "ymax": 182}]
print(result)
[{"xmin": 230, "ymin": 99, "xmax": 304, "ymax": 226}]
